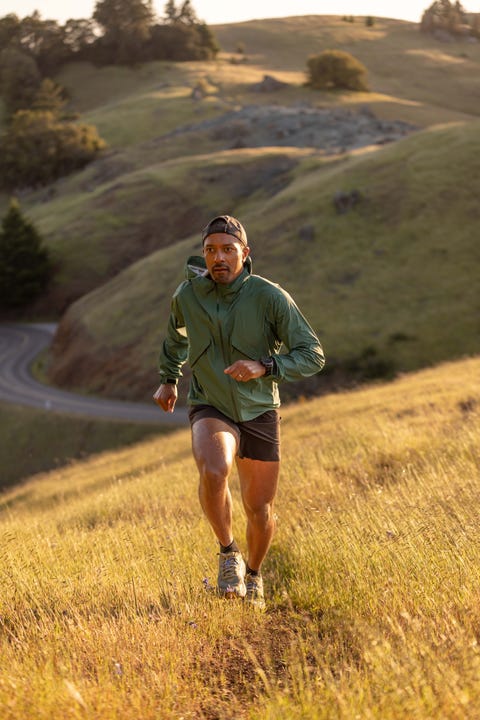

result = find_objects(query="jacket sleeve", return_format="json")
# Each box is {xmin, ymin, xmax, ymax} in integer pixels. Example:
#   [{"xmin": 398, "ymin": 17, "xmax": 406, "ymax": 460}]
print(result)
[
  {"xmin": 157, "ymin": 289, "xmax": 189, "ymax": 383},
  {"xmin": 269, "ymin": 288, "xmax": 325, "ymax": 382}
]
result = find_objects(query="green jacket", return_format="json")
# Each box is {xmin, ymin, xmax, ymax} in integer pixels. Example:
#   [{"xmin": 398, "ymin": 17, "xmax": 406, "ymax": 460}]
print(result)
[{"xmin": 158, "ymin": 256, "xmax": 325, "ymax": 422}]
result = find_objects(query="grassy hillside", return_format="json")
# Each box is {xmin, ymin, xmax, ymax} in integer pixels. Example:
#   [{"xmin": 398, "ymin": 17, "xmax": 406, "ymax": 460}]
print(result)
[
  {"xmin": 0, "ymin": 402, "xmax": 170, "ymax": 490},
  {"xmin": 214, "ymin": 16, "xmax": 480, "ymax": 121},
  {"xmin": 11, "ymin": 16, "xmax": 480, "ymax": 307},
  {"xmin": 26, "ymin": 148, "xmax": 303, "ymax": 310},
  {"xmin": 47, "ymin": 120, "xmax": 480, "ymax": 400},
  {"xmin": 2, "ymin": 14, "xmax": 480, "ymax": 403},
  {"xmin": 1, "ymin": 356, "xmax": 479, "ymax": 718}
]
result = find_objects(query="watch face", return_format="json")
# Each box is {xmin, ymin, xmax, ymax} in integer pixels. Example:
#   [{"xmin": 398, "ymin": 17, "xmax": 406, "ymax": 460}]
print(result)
[{"xmin": 261, "ymin": 357, "xmax": 274, "ymax": 375}]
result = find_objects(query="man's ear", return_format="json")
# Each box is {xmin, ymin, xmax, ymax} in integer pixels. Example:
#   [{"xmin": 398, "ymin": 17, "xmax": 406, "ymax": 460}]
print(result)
[{"xmin": 242, "ymin": 245, "xmax": 250, "ymax": 260}]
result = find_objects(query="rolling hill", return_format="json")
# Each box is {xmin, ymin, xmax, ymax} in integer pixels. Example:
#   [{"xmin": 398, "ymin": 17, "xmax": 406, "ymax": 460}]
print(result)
[
  {"xmin": 2, "ymin": 14, "xmax": 479, "ymax": 401},
  {"xmin": 47, "ymin": 120, "xmax": 480, "ymax": 401}
]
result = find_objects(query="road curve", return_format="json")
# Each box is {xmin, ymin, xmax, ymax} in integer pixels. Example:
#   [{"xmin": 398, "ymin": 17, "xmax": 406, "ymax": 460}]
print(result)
[{"xmin": 0, "ymin": 323, "xmax": 188, "ymax": 426}]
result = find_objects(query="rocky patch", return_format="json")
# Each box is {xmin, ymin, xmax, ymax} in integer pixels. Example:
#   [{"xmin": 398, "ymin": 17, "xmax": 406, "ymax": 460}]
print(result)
[{"xmin": 161, "ymin": 103, "xmax": 417, "ymax": 154}]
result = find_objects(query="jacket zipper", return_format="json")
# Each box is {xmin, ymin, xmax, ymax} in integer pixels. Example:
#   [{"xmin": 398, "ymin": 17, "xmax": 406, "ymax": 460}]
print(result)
[{"xmin": 216, "ymin": 290, "xmax": 240, "ymax": 422}]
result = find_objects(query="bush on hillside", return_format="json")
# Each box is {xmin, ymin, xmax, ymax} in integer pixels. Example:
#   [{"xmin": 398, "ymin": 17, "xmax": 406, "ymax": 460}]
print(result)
[
  {"xmin": 0, "ymin": 199, "xmax": 52, "ymax": 308},
  {"xmin": 0, "ymin": 110, "xmax": 106, "ymax": 190},
  {"xmin": 306, "ymin": 50, "xmax": 369, "ymax": 92}
]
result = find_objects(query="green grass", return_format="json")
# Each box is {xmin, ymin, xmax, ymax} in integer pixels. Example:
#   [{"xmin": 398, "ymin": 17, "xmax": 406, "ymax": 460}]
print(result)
[
  {"xmin": 45, "ymin": 121, "xmax": 480, "ymax": 399},
  {"xmin": 26, "ymin": 148, "xmax": 307, "ymax": 312},
  {"xmin": 0, "ymin": 402, "xmax": 169, "ymax": 491},
  {"xmin": 1, "ymin": 355, "xmax": 479, "ymax": 718}
]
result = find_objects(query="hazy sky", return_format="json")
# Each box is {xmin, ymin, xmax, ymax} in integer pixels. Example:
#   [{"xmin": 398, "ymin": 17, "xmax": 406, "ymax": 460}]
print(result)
[{"xmin": 2, "ymin": 0, "xmax": 478, "ymax": 24}]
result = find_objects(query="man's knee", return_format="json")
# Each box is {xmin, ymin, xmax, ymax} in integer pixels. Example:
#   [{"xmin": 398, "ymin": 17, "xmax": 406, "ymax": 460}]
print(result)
[
  {"xmin": 199, "ymin": 461, "xmax": 231, "ymax": 494},
  {"xmin": 245, "ymin": 500, "xmax": 275, "ymax": 525}
]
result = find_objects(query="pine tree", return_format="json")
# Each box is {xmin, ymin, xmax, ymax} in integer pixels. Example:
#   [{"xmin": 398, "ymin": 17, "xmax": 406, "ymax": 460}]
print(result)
[{"xmin": 0, "ymin": 199, "xmax": 52, "ymax": 308}]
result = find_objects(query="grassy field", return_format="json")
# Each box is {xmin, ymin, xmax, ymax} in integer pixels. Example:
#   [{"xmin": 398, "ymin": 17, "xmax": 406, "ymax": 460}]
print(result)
[
  {"xmin": 1, "ymin": 355, "xmax": 479, "ymax": 718},
  {"xmin": 0, "ymin": 402, "xmax": 170, "ymax": 490}
]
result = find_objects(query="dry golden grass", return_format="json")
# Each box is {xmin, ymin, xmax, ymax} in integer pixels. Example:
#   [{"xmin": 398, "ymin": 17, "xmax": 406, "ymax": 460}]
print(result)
[{"xmin": 1, "ymin": 355, "xmax": 479, "ymax": 718}]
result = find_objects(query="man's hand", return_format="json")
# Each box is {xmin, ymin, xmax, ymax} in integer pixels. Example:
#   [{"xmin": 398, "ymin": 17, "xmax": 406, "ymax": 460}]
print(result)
[
  {"xmin": 224, "ymin": 360, "xmax": 266, "ymax": 382},
  {"xmin": 153, "ymin": 384, "xmax": 178, "ymax": 412}
]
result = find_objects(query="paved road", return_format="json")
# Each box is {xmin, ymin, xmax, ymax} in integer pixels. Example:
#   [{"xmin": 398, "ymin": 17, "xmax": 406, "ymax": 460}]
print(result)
[{"xmin": 0, "ymin": 323, "xmax": 188, "ymax": 426}]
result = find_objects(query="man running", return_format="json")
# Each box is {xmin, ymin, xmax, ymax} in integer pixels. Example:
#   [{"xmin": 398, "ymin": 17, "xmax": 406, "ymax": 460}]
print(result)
[{"xmin": 154, "ymin": 215, "xmax": 325, "ymax": 609}]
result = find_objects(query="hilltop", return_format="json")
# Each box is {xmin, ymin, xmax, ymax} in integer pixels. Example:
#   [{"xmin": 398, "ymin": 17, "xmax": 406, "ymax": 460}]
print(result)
[{"xmin": 1, "ymin": 14, "xmax": 479, "ymax": 401}]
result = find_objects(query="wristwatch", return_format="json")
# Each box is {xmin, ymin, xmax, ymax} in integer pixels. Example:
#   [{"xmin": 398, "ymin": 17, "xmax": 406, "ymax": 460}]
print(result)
[{"xmin": 259, "ymin": 356, "xmax": 275, "ymax": 377}]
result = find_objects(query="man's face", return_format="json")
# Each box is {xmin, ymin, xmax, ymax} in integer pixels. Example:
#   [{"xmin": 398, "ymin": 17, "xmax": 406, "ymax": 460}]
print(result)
[{"xmin": 203, "ymin": 233, "xmax": 249, "ymax": 285}]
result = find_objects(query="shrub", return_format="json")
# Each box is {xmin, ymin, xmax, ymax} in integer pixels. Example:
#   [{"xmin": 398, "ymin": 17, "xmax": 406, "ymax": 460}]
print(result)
[
  {"xmin": 0, "ymin": 199, "xmax": 52, "ymax": 308},
  {"xmin": 306, "ymin": 49, "xmax": 369, "ymax": 92},
  {"xmin": 0, "ymin": 110, "xmax": 106, "ymax": 189}
]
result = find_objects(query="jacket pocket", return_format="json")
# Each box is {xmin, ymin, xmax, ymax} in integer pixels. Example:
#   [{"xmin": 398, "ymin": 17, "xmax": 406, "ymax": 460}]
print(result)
[
  {"xmin": 189, "ymin": 338, "xmax": 212, "ymax": 367},
  {"xmin": 231, "ymin": 334, "xmax": 270, "ymax": 361}
]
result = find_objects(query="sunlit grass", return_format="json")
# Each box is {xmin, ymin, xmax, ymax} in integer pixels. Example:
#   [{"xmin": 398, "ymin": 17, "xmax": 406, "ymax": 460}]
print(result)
[{"xmin": 1, "ymin": 356, "xmax": 479, "ymax": 718}]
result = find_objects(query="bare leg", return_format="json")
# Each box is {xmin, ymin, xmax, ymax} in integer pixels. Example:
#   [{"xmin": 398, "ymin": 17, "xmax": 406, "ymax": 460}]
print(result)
[
  {"xmin": 191, "ymin": 417, "xmax": 239, "ymax": 546},
  {"xmin": 236, "ymin": 457, "xmax": 279, "ymax": 572}
]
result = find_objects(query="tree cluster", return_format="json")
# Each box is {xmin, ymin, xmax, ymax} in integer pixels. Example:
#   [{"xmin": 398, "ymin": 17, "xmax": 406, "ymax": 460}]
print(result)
[
  {"xmin": 92, "ymin": 0, "xmax": 219, "ymax": 65},
  {"xmin": 0, "ymin": 199, "xmax": 52, "ymax": 309},
  {"xmin": 0, "ymin": 1, "xmax": 218, "ymax": 77},
  {"xmin": 420, "ymin": 1, "xmax": 477, "ymax": 37}
]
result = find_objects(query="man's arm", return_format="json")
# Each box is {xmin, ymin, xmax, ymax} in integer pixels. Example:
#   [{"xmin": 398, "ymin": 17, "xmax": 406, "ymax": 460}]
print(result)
[
  {"xmin": 153, "ymin": 295, "xmax": 188, "ymax": 412},
  {"xmin": 268, "ymin": 290, "xmax": 325, "ymax": 382}
]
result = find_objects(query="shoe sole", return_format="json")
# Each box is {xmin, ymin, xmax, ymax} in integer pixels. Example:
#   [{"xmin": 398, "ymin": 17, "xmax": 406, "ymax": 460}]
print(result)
[{"xmin": 217, "ymin": 585, "xmax": 247, "ymax": 599}]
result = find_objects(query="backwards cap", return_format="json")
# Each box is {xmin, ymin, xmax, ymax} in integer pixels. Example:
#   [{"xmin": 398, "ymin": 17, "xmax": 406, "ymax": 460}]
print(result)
[{"xmin": 201, "ymin": 215, "xmax": 248, "ymax": 246}]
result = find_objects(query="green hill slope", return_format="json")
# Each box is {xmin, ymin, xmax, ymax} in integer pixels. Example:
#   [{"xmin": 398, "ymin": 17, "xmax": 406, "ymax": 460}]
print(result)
[
  {"xmin": 0, "ymin": 402, "xmax": 164, "ymax": 490},
  {"xmin": 1, "ymin": 356, "xmax": 479, "ymax": 718},
  {"xmin": 13, "ymin": 16, "xmax": 480, "ymax": 311},
  {"xmin": 3, "ymin": 15, "xmax": 479, "ymax": 400},
  {"xmin": 47, "ymin": 121, "xmax": 480, "ymax": 400}
]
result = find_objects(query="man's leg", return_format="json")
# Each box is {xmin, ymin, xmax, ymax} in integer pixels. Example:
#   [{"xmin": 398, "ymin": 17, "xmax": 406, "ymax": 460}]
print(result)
[
  {"xmin": 191, "ymin": 417, "xmax": 238, "ymax": 546},
  {"xmin": 191, "ymin": 417, "xmax": 246, "ymax": 597},
  {"xmin": 236, "ymin": 458, "xmax": 279, "ymax": 572}
]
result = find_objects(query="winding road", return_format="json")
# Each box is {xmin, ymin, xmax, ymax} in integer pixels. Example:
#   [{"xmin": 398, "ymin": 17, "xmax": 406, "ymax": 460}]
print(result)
[{"xmin": 0, "ymin": 323, "xmax": 187, "ymax": 426}]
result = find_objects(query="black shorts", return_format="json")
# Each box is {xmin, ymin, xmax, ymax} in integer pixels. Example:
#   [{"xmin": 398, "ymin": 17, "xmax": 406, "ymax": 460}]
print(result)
[{"xmin": 188, "ymin": 404, "xmax": 280, "ymax": 462}]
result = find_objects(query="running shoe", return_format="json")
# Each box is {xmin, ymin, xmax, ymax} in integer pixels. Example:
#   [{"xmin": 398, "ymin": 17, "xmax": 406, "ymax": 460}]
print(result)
[
  {"xmin": 217, "ymin": 551, "xmax": 246, "ymax": 598},
  {"xmin": 245, "ymin": 572, "xmax": 266, "ymax": 610}
]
